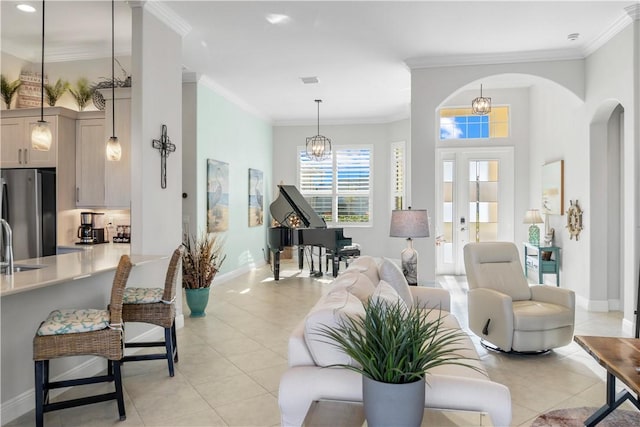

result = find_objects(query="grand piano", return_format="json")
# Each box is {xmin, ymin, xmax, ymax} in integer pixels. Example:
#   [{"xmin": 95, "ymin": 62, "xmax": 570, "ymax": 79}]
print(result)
[{"xmin": 268, "ymin": 185, "xmax": 355, "ymax": 281}]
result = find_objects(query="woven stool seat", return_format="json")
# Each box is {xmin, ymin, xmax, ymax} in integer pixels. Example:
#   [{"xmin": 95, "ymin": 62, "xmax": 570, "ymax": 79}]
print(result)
[
  {"xmin": 121, "ymin": 247, "xmax": 182, "ymax": 376},
  {"xmin": 33, "ymin": 255, "xmax": 132, "ymax": 427}
]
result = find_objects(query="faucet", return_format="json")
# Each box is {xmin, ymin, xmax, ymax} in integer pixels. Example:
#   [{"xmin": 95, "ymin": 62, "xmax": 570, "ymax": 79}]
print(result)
[{"xmin": 1, "ymin": 218, "xmax": 14, "ymax": 275}]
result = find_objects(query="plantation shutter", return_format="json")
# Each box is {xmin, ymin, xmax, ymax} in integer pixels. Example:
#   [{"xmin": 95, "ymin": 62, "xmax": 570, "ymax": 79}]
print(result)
[
  {"xmin": 299, "ymin": 152, "xmax": 333, "ymax": 221},
  {"xmin": 391, "ymin": 142, "xmax": 405, "ymax": 210},
  {"xmin": 336, "ymin": 148, "xmax": 371, "ymax": 223}
]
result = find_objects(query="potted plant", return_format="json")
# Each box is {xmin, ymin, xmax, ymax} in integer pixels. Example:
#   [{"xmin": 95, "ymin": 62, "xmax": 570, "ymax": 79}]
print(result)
[
  {"xmin": 69, "ymin": 78, "xmax": 93, "ymax": 111},
  {"xmin": 44, "ymin": 78, "xmax": 69, "ymax": 106},
  {"xmin": 182, "ymin": 231, "xmax": 226, "ymax": 317},
  {"xmin": 1, "ymin": 74, "xmax": 21, "ymax": 109},
  {"xmin": 315, "ymin": 298, "xmax": 482, "ymax": 427}
]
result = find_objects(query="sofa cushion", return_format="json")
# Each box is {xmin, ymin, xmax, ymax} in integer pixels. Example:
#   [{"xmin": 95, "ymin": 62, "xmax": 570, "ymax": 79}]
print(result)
[
  {"xmin": 304, "ymin": 290, "xmax": 365, "ymax": 367},
  {"xmin": 378, "ymin": 258, "xmax": 413, "ymax": 307},
  {"xmin": 370, "ymin": 280, "xmax": 408, "ymax": 311},
  {"xmin": 330, "ymin": 272, "xmax": 376, "ymax": 302},
  {"xmin": 512, "ymin": 300, "xmax": 574, "ymax": 331},
  {"xmin": 345, "ymin": 256, "xmax": 380, "ymax": 284}
]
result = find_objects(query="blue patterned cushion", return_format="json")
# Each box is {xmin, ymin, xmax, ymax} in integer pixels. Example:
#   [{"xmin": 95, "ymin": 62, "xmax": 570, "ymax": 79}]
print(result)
[
  {"xmin": 123, "ymin": 287, "xmax": 163, "ymax": 304},
  {"xmin": 37, "ymin": 309, "xmax": 110, "ymax": 336}
]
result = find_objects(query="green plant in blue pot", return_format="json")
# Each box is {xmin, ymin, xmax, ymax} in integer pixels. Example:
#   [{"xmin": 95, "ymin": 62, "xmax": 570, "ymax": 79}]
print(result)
[{"xmin": 182, "ymin": 232, "xmax": 226, "ymax": 317}]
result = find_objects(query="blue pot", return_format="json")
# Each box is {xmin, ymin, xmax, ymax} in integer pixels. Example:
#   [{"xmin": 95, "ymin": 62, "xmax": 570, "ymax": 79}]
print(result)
[{"xmin": 185, "ymin": 287, "xmax": 210, "ymax": 317}]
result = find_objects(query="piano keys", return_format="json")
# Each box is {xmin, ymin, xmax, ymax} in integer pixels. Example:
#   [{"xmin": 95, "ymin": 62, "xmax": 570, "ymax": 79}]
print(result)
[{"xmin": 268, "ymin": 185, "xmax": 355, "ymax": 281}]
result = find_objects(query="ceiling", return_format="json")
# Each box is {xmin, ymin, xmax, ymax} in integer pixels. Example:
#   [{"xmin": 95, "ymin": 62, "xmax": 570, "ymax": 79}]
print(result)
[{"xmin": 0, "ymin": 1, "xmax": 635, "ymax": 124}]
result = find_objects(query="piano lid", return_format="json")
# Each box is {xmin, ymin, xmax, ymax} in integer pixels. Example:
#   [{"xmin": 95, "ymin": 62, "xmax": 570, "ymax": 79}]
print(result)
[{"xmin": 270, "ymin": 185, "xmax": 327, "ymax": 229}]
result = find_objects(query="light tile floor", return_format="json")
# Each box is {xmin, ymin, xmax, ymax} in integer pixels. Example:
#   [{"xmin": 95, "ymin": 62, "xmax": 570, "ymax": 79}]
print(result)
[{"xmin": 4, "ymin": 261, "xmax": 635, "ymax": 426}]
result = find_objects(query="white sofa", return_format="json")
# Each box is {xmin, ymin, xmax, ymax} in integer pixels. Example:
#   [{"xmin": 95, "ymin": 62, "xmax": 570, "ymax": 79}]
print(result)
[{"xmin": 278, "ymin": 256, "xmax": 512, "ymax": 426}]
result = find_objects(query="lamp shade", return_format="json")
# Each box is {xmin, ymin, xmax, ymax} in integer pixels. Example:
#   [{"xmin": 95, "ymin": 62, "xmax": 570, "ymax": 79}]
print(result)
[
  {"xmin": 523, "ymin": 209, "xmax": 543, "ymax": 224},
  {"xmin": 390, "ymin": 209, "xmax": 430, "ymax": 238}
]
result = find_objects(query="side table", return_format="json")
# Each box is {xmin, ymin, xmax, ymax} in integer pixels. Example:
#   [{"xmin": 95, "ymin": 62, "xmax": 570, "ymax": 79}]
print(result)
[
  {"xmin": 303, "ymin": 399, "xmax": 492, "ymax": 426},
  {"xmin": 523, "ymin": 242, "xmax": 560, "ymax": 286}
]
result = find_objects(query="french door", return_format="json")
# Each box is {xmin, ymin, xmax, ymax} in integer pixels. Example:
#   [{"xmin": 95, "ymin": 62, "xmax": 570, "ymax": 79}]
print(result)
[{"xmin": 436, "ymin": 147, "xmax": 514, "ymax": 275}]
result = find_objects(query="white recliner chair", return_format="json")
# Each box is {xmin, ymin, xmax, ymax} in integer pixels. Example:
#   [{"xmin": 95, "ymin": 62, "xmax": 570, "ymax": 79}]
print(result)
[{"xmin": 463, "ymin": 242, "xmax": 575, "ymax": 353}]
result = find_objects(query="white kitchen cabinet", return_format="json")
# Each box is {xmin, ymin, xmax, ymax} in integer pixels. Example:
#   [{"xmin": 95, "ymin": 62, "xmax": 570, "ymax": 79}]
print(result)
[
  {"xmin": 75, "ymin": 117, "xmax": 106, "ymax": 206},
  {"xmin": 75, "ymin": 88, "xmax": 130, "ymax": 209},
  {"xmin": 0, "ymin": 115, "xmax": 58, "ymax": 168}
]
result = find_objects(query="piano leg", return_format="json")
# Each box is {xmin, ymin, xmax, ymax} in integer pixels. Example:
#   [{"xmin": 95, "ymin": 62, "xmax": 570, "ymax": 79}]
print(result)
[
  {"xmin": 272, "ymin": 249, "xmax": 281, "ymax": 281},
  {"xmin": 332, "ymin": 253, "xmax": 340, "ymax": 277},
  {"xmin": 298, "ymin": 247, "xmax": 304, "ymax": 270}
]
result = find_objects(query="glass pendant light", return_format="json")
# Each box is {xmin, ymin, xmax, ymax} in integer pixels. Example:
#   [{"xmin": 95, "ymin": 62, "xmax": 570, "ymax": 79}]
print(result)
[
  {"xmin": 31, "ymin": 0, "xmax": 52, "ymax": 151},
  {"xmin": 106, "ymin": 0, "xmax": 121, "ymax": 161}
]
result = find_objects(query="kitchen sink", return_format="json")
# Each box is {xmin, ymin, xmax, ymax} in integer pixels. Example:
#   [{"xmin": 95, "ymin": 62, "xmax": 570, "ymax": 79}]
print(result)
[{"xmin": 12, "ymin": 264, "xmax": 47, "ymax": 273}]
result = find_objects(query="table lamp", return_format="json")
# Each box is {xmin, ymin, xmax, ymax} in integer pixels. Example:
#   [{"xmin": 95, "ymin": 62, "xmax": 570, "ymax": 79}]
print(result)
[
  {"xmin": 389, "ymin": 207, "xmax": 430, "ymax": 285},
  {"xmin": 523, "ymin": 209, "xmax": 544, "ymax": 246}
]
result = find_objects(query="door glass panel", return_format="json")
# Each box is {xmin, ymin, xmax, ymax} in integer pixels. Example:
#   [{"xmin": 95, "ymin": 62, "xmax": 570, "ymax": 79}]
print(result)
[
  {"xmin": 442, "ymin": 160, "xmax": 454, "ymax": 263},
  {"xmin": 469, "ymin": 160, "xmax": 498, "ymax": 242}
]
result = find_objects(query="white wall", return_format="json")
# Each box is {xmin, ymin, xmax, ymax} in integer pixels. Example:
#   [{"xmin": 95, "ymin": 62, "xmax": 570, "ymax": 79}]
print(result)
[
  {"xmin": 528, "ymin": 80, "xmax": 588, "ymax": 296},
  {"xmin": 272, "ymin": 120, "xmax": 411, "ymax": 267},
  {"xmin": 411, "ymin": 60, "xmax": 584, "ymax": 284},
  {"xmin": 182, "ymin": 79, "xmax": 273, "ymax": 276},
  {"xmin": 130, "ymin": 3, "xmax": 182, "ymax": 257},
  {"xmin": 584, "ymin": 23, "xmax": 637, "ymax": 322}
]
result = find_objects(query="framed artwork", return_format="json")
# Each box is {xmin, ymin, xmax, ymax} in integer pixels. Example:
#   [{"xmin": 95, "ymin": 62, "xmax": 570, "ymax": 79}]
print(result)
[
  {"xmin": 542, "ymin": 160, "xmax": 564, "ymax": 215},
  {"xmin": 207, "ymin": 159, "xmax": 229, "ymax": 232},
  {"xmin": 248, "ymin": 168, "xmax": 264, "ymax": 227}
]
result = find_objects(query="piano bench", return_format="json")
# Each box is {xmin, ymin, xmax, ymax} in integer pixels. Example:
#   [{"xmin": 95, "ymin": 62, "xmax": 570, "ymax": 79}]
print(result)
[{"xmin": 326, "ymin": 247, "xmax": 361, "ymax": 272}]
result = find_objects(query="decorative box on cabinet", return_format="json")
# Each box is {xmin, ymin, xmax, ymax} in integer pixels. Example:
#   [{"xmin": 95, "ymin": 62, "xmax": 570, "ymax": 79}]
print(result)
[{"xmin": 523, "ymin": 242, "xmax": 560, "ymax": 286}]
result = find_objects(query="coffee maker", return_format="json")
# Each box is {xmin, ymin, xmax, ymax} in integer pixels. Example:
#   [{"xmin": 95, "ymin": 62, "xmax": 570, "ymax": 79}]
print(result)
[
  {"xmin": 91, "ymin": 213, "xmax": 108, "ymax": 243},
  {"xmin": 77, "ymin": 212, "xmax": 95, "ymax": 244},
  {"xmin": 77, "ymin": 212, "xmax": 108, "ymax": 244}
]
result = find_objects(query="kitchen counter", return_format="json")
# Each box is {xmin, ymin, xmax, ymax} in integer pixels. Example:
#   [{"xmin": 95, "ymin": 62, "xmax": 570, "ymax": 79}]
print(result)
[
  {"xmin": 0, "ymin": 243, "xmax": 167, "ymax": 296},
  {"xmin": 1, "ymin": 244, "xmax": 175, "ymax": 423}
]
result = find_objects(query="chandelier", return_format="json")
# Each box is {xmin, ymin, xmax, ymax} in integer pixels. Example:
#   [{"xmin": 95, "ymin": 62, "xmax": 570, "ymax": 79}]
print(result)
[
  {"xmin": 306, "ymin": 99, "xmax": 331, "ymax": 161},
  {"xmin": 471, "ymin": 84, "xmax": 491, "ymax": 115}
]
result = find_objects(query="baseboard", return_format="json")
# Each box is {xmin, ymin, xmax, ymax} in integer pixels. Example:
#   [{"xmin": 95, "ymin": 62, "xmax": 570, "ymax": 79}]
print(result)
[
  {"xmin": 211, "ymin": 259, "xmax": 267, "ymax": 285},
  {"xmin": 622, "ymin": 318, "xmax": 635, "ymax": 336},
  {"xmin": 1, "ymin": 319, "xmax": 188, "ymax": 424},
  {"xmin": 0, "ymin": 353, "xmax": 108, "ymax": 424},
  {"xmin": 608, "ymin": 299, "xmax": 621, "ymax": 311},
  {"xmin": 576, "ymin": 294, "xmax": 610, "ymax": 312}
]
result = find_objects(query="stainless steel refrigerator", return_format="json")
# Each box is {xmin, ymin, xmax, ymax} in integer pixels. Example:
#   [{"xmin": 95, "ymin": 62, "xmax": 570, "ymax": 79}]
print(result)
[{"xmin": 1, "ymin": 168, "xmax": 56, "ymax": 260}]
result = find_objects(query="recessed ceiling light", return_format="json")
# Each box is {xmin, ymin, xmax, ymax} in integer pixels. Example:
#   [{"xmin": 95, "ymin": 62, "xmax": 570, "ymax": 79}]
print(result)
[
  {"xmin": 16, "ymin": 4, "xmax": 36, "ymax": 13},
  {"xmin": 567, "ymin": 33, "xmax": 580, "ymax": 41},
  {"xmin": 301, "ymin": 76, "xmax": 319, "ymax": 85},
  {"xmin": 266, "ymin": 13, "xmax": 291, "ymax": 25}
]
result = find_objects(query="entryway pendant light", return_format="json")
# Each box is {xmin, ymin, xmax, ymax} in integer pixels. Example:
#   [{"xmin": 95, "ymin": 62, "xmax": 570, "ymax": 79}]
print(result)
[
  {"xmin": 305, "ymin": 99, "xmax": 331, "ymax": 161},
  {"xmin": 106, "ymin": 0, "xmax": 121, "ymax": 161},
  {"xmin": 31, "ymin": 0, "xmax": 52, "ymax": 151},
  {"xmin": 471, "ymin": 84, "xmax": 492, "ymax": 115}
]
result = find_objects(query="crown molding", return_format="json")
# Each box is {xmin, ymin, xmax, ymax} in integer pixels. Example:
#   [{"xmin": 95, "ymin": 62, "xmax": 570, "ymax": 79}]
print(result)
[
  {"xmin": 407, "ymin": 7, "xmax": 633, "ymax": 69},
  {"xmin": 143, "ymin": 1, "xmax": 192, "ymax": 38},
  {"xmin": 625, "ymin": 3, "xmax": 640, "ymax": 20},
  {"xmin": 405, "ymin": 48, "xmax": 583, "ymax": 69},
  {"xmin": 583, "ymin": 10, "xmax": 633, "ymax": 56},
  {"xmin": 274, "ymin": 110, "xmax": 410, "ymax": 127},
  {"xmin": 1, "ymin": 40, "xmax": 130, "ymax": 63},
  {"xmin": 198, "ymin": 75, "xmax": 271, "ymax": 123}
]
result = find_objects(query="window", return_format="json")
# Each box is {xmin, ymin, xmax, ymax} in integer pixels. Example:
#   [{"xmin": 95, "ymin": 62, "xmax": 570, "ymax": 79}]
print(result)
[
  {"xmin": 298, "ymin": 146, "xmax": 372, "ymax": 225},
  {"xmin": 439, "ymin": 106, "xmax": 509, "ymax": 140},
  {"xmin": 390, "ymin": 141, "xmax": 406, "ymax": 210}
]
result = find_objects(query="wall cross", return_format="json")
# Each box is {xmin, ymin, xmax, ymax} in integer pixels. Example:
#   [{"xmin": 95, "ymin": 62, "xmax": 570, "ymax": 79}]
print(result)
[{"xmin": 151, "ymin": 124, "xmax": 176, "ymax": 189}]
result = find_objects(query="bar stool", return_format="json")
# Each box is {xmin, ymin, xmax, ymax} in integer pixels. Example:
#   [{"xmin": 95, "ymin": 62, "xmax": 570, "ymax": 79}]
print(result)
[
  {"xmin": 33, "ymin": 255, "xmax": 132, "ymax": 427},
  {"xmin": 121, "ymin": 246, "xmax": 182, "ymax": 376}
]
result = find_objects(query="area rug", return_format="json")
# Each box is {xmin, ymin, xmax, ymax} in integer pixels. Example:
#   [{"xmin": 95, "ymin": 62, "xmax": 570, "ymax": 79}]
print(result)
[{"xmin": 531, "ymin": 407, "xmax": 640, "ymax": 427}]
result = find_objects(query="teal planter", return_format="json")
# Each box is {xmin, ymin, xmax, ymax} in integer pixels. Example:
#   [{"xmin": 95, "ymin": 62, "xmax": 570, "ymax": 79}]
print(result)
[{"xmin": 185, "ymin": 287, "xmax": 210, "ymax": 317}]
